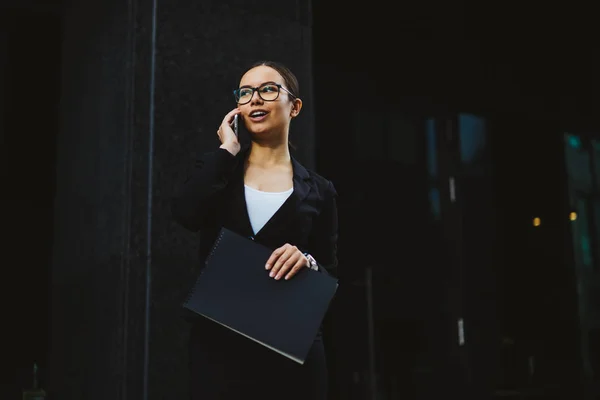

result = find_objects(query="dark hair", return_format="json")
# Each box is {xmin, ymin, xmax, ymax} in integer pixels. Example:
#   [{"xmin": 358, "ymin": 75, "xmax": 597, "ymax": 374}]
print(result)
[
  {"xmin": 243, "ymin": 60, "xmax": 300, "ymax": 150},
  {"xmin": 246, "ymin": 60, "xmax": 300, "ymax": 99}
]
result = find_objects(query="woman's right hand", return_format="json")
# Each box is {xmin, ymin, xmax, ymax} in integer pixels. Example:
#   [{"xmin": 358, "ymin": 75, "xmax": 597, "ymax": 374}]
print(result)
[{"xmin": 217, "ymin": 108, "xmax": 241, "ymax": 156}]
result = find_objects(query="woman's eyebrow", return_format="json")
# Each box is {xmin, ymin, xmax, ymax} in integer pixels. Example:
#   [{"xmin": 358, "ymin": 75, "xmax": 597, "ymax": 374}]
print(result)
[{"xmin": 239, "ymin": 81, "xmax": 278, "ymax": 88}]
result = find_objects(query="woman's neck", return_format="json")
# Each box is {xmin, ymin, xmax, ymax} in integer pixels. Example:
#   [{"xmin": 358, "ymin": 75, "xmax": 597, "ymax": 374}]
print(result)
[{"xmin": 248, "ymin": 141, "xmax": 291, "ymax": 167}]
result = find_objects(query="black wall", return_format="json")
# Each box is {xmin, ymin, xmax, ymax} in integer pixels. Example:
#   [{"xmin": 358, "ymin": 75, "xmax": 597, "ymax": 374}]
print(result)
[
  {"xmin": 1, "ymin": 5, "xmax": 61, "ymax": 397},
  {"xmin": 4, "ymin": 0, "xmax": 317, "ymax": 399}
]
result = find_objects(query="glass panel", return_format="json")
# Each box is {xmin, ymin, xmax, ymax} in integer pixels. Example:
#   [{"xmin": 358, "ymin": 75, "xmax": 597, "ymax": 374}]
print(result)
[
  {"xmin": 566, "ymin": 133, "xmax": 583, "ymax": 150},
  {"xmin": 429, "ymin": 187, "xmax": 441, "ymax": 220},
  {"xmin": 563, "ymin": 133, "xmax": 592, "ymax": 190},
  {"xmin": 593, "ymin": 139, "xmax": 600, "ymax": 188},
  {"xmin": 575, "ymin": 197, "xmax": 594, "ymax": 269},
  {"xmin": 594, "ymin": 199, "xmax": 600, "ymax": 270},
  {"xmin": 458, "ymin": 113, "xmax": 487, "ymax": 166},
  {"xmin": 426, "ymin": 118, "xmax": 436, "ymax": 179}
]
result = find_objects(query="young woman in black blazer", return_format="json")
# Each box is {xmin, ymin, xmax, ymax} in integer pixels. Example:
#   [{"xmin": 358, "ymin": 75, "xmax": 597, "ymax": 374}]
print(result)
[{"xmin": 171, "ymin": 60, "xmax": 339, "ymax": 400}]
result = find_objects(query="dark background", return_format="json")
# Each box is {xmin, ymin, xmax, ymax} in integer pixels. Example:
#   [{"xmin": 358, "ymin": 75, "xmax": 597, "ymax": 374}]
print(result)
[{"xmin": 2, "ymin": 0, "xmax": 598, "ymax": 399}]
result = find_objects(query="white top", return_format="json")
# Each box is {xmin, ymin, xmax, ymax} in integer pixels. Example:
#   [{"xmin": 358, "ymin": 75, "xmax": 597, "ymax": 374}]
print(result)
[{"xmin": 244, "ymin": 184, "xmax": 293, "ymax": 234}]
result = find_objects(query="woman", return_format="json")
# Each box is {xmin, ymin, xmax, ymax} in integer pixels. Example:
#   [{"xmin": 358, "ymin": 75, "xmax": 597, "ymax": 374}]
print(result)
[{"xmin": 171, "ymin": 60, "xmax": 339, "ymax": 400}]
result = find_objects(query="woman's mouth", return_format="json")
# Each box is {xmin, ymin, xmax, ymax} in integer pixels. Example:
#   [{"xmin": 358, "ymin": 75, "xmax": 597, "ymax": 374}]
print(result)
[{"xmin": 249, "ymin": 110, "xmax": 269, "ymax": 122}]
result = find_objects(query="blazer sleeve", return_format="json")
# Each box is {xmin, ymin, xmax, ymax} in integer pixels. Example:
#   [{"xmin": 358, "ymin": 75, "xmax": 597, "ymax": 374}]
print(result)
[
  {"xmin": 308, "ymin": 179, "xmax": 339, "ymax": 278},
  {"xmin": 171, "ymin": 148, "xmax": 239, "ymax": 232}
]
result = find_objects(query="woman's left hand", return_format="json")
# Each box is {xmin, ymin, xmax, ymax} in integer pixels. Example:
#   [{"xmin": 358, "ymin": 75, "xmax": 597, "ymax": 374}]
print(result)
[{"xmin": 265, "ymin": 243, "xmax": 309, "ymax": 280}]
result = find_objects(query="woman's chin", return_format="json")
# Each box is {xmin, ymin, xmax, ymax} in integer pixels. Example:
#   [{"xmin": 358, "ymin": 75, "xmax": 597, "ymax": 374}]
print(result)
[
  {"xmin": 248, "ymin": 128, "xmax": 270, "ymax": 139},
  {"xmin": 247, "ymin": 126, "xmax": 286, "ymax": 144}
]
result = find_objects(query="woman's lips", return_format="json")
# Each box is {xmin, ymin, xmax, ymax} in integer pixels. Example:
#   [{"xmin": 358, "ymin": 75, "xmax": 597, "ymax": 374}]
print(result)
[{"xmin": 248, "ymin": 113, "xmax": 268, "ymax": 122}]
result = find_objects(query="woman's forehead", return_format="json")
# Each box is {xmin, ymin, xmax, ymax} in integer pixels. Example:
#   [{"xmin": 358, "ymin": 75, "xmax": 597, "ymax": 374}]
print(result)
[{"xmin": 239, "ymin": 66, "xmax": 283, "ymax": 86}]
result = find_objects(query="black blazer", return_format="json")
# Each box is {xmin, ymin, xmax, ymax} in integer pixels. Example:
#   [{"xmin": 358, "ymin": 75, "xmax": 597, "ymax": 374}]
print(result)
[{"xmin": 171, "ymin": 146, "xmax": 339, "ymax": 277}]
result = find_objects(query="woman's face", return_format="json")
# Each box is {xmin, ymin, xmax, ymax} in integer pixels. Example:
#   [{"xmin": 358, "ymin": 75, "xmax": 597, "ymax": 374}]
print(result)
[{"xmin": 237, "ymin": 65, "xmax": 298, "ymax": 139}]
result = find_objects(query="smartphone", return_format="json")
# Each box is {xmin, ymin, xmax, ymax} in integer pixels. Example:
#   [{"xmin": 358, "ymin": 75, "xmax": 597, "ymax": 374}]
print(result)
[{"xmin": 233, "ymin": 114, "xmax": 239, "ymax": 137}]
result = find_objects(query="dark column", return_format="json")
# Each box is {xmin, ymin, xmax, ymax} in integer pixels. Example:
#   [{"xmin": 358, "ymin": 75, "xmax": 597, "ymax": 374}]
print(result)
[
  {"xmin": 1, "ymin": 5, "xmax": 61, "ymax": 397},
  {"xmin": 0, "ymin": 27, "xmax": 5, "ymax": 148},
  {"xmin": 49, "ymin": 1, "xmax": 315, "ymax": 399},
  {"xmin": 432, "ymin": 113, "xmax": 498, "ymax": 397},
  {"xmin": 431, "ymin": 115, "xmax": 471, "ymax": 395}
]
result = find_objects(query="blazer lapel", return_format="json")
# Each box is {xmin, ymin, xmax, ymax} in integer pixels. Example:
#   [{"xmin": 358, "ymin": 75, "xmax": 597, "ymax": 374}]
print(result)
[
  {"xmin": 225, "ymin": 148, "xmax": 255, "ymax": 238},
  {"xmin": 224, "ymin": 146, "xmax": 313, "ymax": 242},
  {"xmin": 253, "ymin": 156, "xmax": 312, "ymax": 241}
]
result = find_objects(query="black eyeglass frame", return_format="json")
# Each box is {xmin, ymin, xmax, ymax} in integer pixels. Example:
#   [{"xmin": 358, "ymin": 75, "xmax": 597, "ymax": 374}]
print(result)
[{"xmin": 233, "ymin": 83, "xmax": 297, "ymax": 105}]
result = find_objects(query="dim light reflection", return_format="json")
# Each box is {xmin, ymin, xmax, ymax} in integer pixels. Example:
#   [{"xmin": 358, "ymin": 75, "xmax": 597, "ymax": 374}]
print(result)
[{"xmin": 532, "ymin": 213, "xmax": 577, "ymax": 226}]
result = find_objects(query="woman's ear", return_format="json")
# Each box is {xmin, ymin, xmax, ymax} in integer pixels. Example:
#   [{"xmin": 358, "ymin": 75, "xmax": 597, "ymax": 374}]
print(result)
[{"xmin": 290, "ymin": 98, "xmax": 303, "ymax": 118}]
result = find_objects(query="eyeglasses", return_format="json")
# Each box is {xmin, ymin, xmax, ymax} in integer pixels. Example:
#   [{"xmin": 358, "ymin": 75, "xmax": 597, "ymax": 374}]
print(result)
[{"xmin": 233, "ymin": 83, "xmax": 296, "ymax": 105}]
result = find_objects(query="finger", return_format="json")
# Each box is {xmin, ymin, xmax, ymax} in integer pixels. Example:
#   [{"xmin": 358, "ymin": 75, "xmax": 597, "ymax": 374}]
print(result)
[
  {"xmin": 218, "ymin": 108, "xmax": 241, "ymax": 142},
  {"xmin": 221, "ymin": 108, "xmax": 241, "ymax": 127},
  {"xmin": 269, "ymin": 246, "xmax": 295, "ymax": 277},
  {"xmin": 218, "ymin": 121, "xmax": 235, "ymax": 139},
  {"xmin": 265, "ymin": 245, "xmax": 287, "ymax": 270},
  {"xmin": 269, "ymin": 252, "xmax": 290, "ymax": 277},
  {"xmin": 284, "ymin": 258, "xmax": 307, "ymax": 280},
  {"xmin": 275, "ymin": 254, "xmax": 300, "ymax": 280}
]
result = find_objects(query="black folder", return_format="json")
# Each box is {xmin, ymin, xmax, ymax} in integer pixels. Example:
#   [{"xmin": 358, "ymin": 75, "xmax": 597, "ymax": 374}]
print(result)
[{"xmin": 183, "ymin": 227, "xmax": 339, "ymax": 364}]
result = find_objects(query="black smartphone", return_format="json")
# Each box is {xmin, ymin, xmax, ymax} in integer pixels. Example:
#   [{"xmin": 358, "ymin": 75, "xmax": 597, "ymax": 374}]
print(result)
[{"xmin": 233, "ymin": 114, "xmax": 239, "ymax": 137}]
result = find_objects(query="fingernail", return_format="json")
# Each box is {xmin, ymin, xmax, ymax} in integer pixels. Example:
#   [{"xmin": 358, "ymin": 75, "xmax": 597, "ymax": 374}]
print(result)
[
  {"xmin": 269, "ymin": 271, "xmax": 275, "ymax": 277},
  {"xmin": 265, "ymin": 264, "xmax": 270, "ymax": 270}
]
